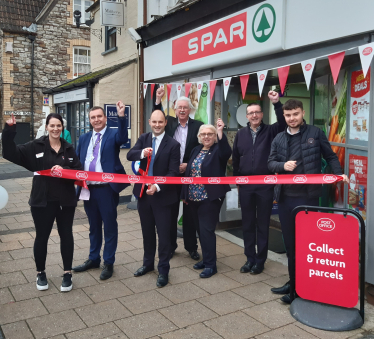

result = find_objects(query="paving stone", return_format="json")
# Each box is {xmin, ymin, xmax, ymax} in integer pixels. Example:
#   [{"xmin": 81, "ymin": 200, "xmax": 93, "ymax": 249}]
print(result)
[
  {"xmin": 65, "ymin": 322, "xmax": 122, "ymax": 339},
  {"xmin": 1, "ymin": 320, "xmax": 34, "ymax": 339},
  {"xmin": 262, "ymin": 260, "xmax": 288, "ymax": 277},
  {"xmin": 118, "ymin": 232, "xmax": 137, "ymax": 242},
  {"xmin": 116, "ymin": 241, "xmax": 137, "ymax": 252},
  {"xmin": 88, "ymin": 265, "xmax": 133, "ymax": 283},
  {"xmin": 294, "ymin": 323, "xmax": 363, "ymax": 339},
  {"xmin": 115, "ymin": 310, "xmax": 177, "ymax": 339},
  {"xmin": 0, "ymin": 232, "xmax": 32, "ymax": 242},
  {"xmin": 0, "ymin": 298, "xmax": 48, "ymax": 324},
  {"xmin": 204, "ymin": 311, "xmax": 269, "ymax": 339},
  {"xmin": 0, "ymin": 241, "xmax": 23, "ymax": 252},
  {"xmin": 0, "ymin": 287, "xmax": 15, "ymax": 304},
  {"xmin": 255, "ymin": 323, "xmax": 319, "ymax": 339},
  {"xmin": 158, "ymin": 281, "xmax": 209, "ymax": 304},
  {"xmin": 76, "ymin": 299, "xmax": 132, "ymax": 327},
  {"xmin": 233, "ymin": 281, "xmax": 280, "ymax": 304},
  {"xmin": 0, "ymin": 257, "xmax": 35, "ymax": 273},
  {"xmin": 105, "ymin": 334, "xmax": 129, "ymax": 339},
  {"xmin": 27, "ymin": 310, "xmax": 86, "ymax": 339},
  {"xmin": 198, "ymin": 290, "xmax": 254, "ymax": 315},
  {"xmin": 126, "ymin": 238, "xmax": 144, "ymax": 249},
  {"xmin": 168, "ymin": 265, "xmax": 200, "ymax": 284},
  {"xmin": 126, "ymin": 248, "xmax": 145, "ymax": 261},
  {"xmin": 223, "ymin": 270, "xmax": 272, "ymax": 285},
  {"xmin": 160, "ymin": 323, "xmax": 222, "ymax": 339},
  {"xmin": 40, "ymin": 288, "xmax": 93, "ymax": 313},
  {"xmin": 217, "ymin": 254, "xmax": 247, "ymax": 270},
  {"xmin": 159, "ymin": 300, "xmax": 218, "ymax": 328},
  {"xmin": 127, "ymin": 230, "xmax": 143, "ymax": 239},
  {"xmin": 0, "ymin": 251, "xmax": 13, "ymax": 262},
  {"xmin": 0, "ymin": 271, "xmax": 28, "ymax": 288},
  {"xmin": 73, "ymin": 225, "xmax": 89, "ymax": 232},
  {"xmin": 23, "ymin": 264, "xmax": 64, "ymax": 283},
  {"xmin": 169, "ymin": 255, "xmax": 197, "ymax": 268},
  {"xmin": 9, "ymin": 281, "xmax": 59, "ymax": 301},
  {"xmin": 192, "ymin": 273, "xmax": 242, "ymax": 294},
  {"xmin": 8, "ymin": 247, "xmax": 34, "ymax": 260},
  {"xmin": 114, "ymin": 252, "xmax": 137, "ymax": 265},
  {"xmin": 123, "ymin": 261, "xmax": 144, "ymax": 274},
  {"xmin": 216, "ymin": 243, "xmax": 244, "ymax": 256},
  {"xmin": 83, "ymin": 280, "xmax": 133, "ymax": 303},
  {"xmin": 75, "ymin": 238, "xmax": 91, "ymax": 248},
  {"xmin": 119, "ymin": 289, "xmax": 173, "ymax": 315},
  {"xmin": 122, "ymin": 273, "xmax": 159, "ymax": 293},
  {"xmin": 0, "ymin": 224, "xmax": 9, "ymax": 231},
  {"xmin": 262, "ymin": 274, "xmax": 290, "ymax": 288},
  {"xmin": 50, "ymin": 271, "xmax": 98, "ymax": 290}
]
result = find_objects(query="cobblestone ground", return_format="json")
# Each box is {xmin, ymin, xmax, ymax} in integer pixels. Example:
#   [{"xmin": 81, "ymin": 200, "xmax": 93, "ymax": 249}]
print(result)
[{"xmin": 1, "ymin": 157, "xmax": 374, "ymax": 339}]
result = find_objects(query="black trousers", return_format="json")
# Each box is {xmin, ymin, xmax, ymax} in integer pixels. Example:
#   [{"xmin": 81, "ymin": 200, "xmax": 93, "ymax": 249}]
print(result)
[
  {"xmin": 138, "ymin": 193, "xmax": 173, "ymax": 275},
  {"xmin": 31, "ymin": 201, "xmax": 75, "ymax": 272},
  {"xmin": 185, "ymin": 198, "xmax": 224, "ymax": 268},
  {"xmin": 278, "ymin": 194, "xmax": 319, "ymax": 290},
  {"xmin": 239, "ymin": 185, "xmax": 274, "ymax": 266}
]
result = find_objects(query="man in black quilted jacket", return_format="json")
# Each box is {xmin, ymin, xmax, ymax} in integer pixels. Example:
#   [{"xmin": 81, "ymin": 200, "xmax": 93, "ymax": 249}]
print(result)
[{"xmin": 267, "ymin": 99, "xmax": 349, "ymax": 304}]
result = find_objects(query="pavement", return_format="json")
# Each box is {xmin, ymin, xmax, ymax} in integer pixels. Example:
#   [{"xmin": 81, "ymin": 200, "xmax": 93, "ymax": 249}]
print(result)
[{"xmin": 1, "ymin": 156, "xmax": 374, "ymax": 339}]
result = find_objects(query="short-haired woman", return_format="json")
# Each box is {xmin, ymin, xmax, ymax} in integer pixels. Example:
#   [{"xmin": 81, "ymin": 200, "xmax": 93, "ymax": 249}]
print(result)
[
  {"xmin": 2, "ymin": 113, "xmax": 82, "ymax": 292},
  {"xmin": 181, "ymin": 119, "xmax": 232, "ymax": 278}
]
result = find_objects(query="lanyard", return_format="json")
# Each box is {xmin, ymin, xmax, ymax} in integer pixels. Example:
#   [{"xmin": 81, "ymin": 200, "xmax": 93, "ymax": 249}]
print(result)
[{"xmin": 91, "ymin": 133, "xmax": 102, "ymax": 153}]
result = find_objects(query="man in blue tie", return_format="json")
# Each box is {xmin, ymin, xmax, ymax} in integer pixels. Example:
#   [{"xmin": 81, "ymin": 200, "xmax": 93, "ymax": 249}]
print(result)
[
  {"xmin": 127, "ymin": 110, "xmax": 180, "ymax": 287},
  {"xmin": 73, "ymin": 102, "xmax": 129, "ymax": 280}
]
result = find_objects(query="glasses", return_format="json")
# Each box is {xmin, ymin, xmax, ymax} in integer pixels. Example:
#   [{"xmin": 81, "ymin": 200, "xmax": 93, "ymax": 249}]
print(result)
[
  {"xmin": 246, "ymin": 111, "xmax": 263, "ymax": 116},
  {"xmin": 177, "ymin": 106, "xmax": 190, "ymax": 110},
  {"xmin": 200, "ymin": 133, "xmax": 215, "ymax": 137}
]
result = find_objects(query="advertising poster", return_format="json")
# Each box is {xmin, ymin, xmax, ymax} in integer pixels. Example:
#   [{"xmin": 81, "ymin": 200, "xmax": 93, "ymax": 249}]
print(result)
[
  {"xmin": 349, "ymin": 69, "xmax": 370, "ymax": 141},
  {"xmin": 104, "ymin": 104, "xmax": 131, "ymax": 148},
  {"xmin": 348, "ymin": 154, "xmax": 368, "ymax": 222}
]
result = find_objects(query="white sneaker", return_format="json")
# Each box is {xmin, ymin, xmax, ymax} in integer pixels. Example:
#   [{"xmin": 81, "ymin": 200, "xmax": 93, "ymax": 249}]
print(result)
[
  {"xmin": 36, "ymin": 272, "xmax": 49, "ymax": 291},
  {"xmin": 61, "ymin": 272, "xmax": 73, "ymax": 292}
]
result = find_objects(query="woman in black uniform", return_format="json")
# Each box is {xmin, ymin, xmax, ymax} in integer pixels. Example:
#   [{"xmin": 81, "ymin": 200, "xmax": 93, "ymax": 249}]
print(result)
[{"xmin": 2, "ymin": 113, "xmax": 82, "ymax": 292}]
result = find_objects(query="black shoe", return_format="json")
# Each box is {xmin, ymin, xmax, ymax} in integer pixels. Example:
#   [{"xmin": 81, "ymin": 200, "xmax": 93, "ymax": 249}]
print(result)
[
  {"xmin": 36, "ymin": 271, "xmax": 48, "ymax": 291},
  {"xmin": 250, "ymin": 264, "xmax": 264, "ymax": 275},
  {"xmin": 200, "ymin": 267, "xmax": 217, "ymax": 278},
  {"xmin": 240, "ymin": 261, "xmax": 254, "ymax": 273},
  {"xmin": 72, "ymin": 259, "xmax": 100, "ymax": 272},
  {"xmin": 100, "ymin": 264, "xmax": 113, "ymax": 280},
  {"xmin": 189, "ymin": 250, "xmax": 200, "ymax": 261},
  {"xmin": 193, "ymin": 261, "xmax": 205, "ymax": 270},
  {"xmin": 134, "ymin": 266, "xmax": 154, "ymax": 277},
  {"xmin": 271, "ymin": 281, "xmax": 290, "ymax": 295},
  {"xmin": 156, "ymin": 274, "xmax": 168, "ymax": 287},
  {"xmin": 281, "ymin": 293, "xmax": 294, "ymax": 304},
  {"xmin": 61, "ymin": 272, "xmax": 73, "ymax": 292}
]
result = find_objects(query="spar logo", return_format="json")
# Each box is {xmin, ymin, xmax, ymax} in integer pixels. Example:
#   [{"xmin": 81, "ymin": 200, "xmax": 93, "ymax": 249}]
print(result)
[
  {"xmin": 51, "ymin": 170, "xmax": 62, "ymax": 177},
  {"xmin": 252, "ymin": 4, "xmax": 276, "ymax": 43},
  {"xmin": 323, "ymin": 174, "xmax": 337, "ymax": 183},
  {"xmin": 264, "ymin": 175, "xmax": 277, "ymax": 183},
  {"xmin": 363, "ymin": 47, "xmax": 373, "ymax": 56},
  {"xmin": 305, "ymin": 63, "xmax": 312, "ymax": 71},
  {"xmin": 235, "ymin": 177, "xmax": 249, "ymax": 184},
  {"xmin": 259, "ymin": 74, "xmax": 265, "ymax": 81},
  {"xmin": 76, "ymin": 171, "xmax": 88, "ymax": 180},
  {"xmin": 208, "ymin": 177, "xmax": 221, "ymax": 184},
  {"xmin": 293, "ymin": 175, "xmax": 307, "ymax": 183},
  {"xmin": 352, "ymin": 100, "xmax": 358, "ymax": 115},
  {"xmin": 102, "ymin": 173, "xmax": 114, "ymax": 182},
  {"xmin": 128, "ymin": 175, "xmax": 140, "ymax": 183},
  {"xmin": 154, "ymin": 177, "xmax": 166, "ymax": 183},
  {"xmin": 181, "ymin": 177, "xmax": 193, "ymax": 184},
  {"xmin": 317, "ymin": 218, "xmax": 335, "ymax": 232}
]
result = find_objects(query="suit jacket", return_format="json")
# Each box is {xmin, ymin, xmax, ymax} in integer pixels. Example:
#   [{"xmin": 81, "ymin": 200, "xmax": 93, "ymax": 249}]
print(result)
[
  {"xmin": 127, "ymin": 132, "xmax": 180, "ymax": 206},
  {"xmin": 76, "ymin": 116, "xmax": 130, "ymax": 194},
  {"xmin": 181, "ymin": 133, "xmax": 232, "ymax": 202}
]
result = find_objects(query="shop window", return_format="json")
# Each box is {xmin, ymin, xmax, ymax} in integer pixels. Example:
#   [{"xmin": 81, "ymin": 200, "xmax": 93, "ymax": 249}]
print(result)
[
  {"xmin": 73, "ymin": 0, "xmax": 93, "ymax": 25},
  {"xmin": 105, "ymin": 26, "xmax": 117, "ymax": 52},
  {"xmin": 73, "ymin": 47, "xmax": 91, "ymax": 78},
  {"xmin": 71, "ymin": 101, "xmax": 91, "ymax": 148}
]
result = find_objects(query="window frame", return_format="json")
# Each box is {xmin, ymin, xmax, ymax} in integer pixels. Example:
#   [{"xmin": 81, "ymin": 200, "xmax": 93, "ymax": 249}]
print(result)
[
  {"xmin": 105, "ymin": 26, "xmax": 117, "ymax": 52},
  {"xmin": 73, "ymin": 46, "xmax": 91, "ymax": 79},
  {"xmin": 73, "ymin": 0, "xmax": 93, "ymax": 26}
]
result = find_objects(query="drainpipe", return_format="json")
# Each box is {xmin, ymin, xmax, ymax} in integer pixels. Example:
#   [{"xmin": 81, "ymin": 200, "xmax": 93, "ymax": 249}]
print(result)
[{"xmin": 28, "ymin": 35, "xmax": 35, "ymax": 140}]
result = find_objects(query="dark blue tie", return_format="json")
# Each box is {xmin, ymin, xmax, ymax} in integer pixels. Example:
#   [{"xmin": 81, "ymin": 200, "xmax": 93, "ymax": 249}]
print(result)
[{"xmin": 148, "ymin": 137, "xmax": 156, "ymax": 176}]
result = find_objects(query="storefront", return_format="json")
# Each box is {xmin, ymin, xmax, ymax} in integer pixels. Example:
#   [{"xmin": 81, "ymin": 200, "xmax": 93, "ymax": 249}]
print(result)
[{"xmin": 137, "ymin": 0, "xmax": 374, "ymax": 284}]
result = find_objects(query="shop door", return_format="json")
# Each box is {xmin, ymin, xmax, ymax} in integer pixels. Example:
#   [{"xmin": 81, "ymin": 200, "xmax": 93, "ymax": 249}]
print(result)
[{"xmin": 71, "ymin": 101, "xmax": 91, "ymax": 148}]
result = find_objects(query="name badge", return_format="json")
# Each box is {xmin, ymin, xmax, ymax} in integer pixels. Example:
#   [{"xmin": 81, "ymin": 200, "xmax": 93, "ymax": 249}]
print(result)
[{"xmin": 36, "ymin": 152, "xmax": 44, "ymax": 158}]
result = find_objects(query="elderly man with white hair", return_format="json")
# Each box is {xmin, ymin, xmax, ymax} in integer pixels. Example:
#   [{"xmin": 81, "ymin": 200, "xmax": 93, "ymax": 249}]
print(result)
[{"xmin": 155, "ymin": 87, "xmax": 203, "ymax": 261}]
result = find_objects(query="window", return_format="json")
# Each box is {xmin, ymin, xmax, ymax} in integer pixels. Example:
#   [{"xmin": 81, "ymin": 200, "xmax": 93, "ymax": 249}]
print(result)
[
  {"xmin": 105, "ymin": 26, "xmax": 117, "ymax": 51},
  {"xmin": 73, "ymin": 47, "xmax": 91, "ymax": 78},
  {"xmin": 73, "ymin": 0, "xmax": 93, "ymax": 25}
]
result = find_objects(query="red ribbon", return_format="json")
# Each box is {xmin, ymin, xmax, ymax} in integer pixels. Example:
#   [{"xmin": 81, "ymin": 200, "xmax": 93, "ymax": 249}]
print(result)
[
  {"xmin": 137, "ymin": 155, "xmax": 151, "ymax": 198},
  {"xmin": 39, "ymin": 169, "xmax": 343, "ymax": 186}
]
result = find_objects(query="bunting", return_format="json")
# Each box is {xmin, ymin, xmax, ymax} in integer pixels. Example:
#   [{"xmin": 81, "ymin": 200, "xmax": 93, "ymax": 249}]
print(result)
[
  {"xmin": 301, "ymin": 59, "xmax": 316, "ymax": 90},
  {"xmin": 257, "ymin": 70, "xmax": 268, "ymax": 97},
  {"xmin": 277, "ymin": 66, "xmax": 290, "ymax": 94},
  {"xmin": 185, "ymin": 83, "xmax": 192, "ymax": 97},
  {"xmin": 223, "ymin": 77, "xmax": 232, "ymax": 100},
  {"xmin": 358, "ymin": 43, "xmax": 374, "ymax": 78},
  {"xmin": 197, "ymin": 81, "xmax": 204, "ymax": 100},
  {"xmin": 209, "ymin": 80, "xmax": 217, "ymax": 101},
  {"xmin": 176, "ymin": 83, "xmax": 183, "ymax": 98},
  {"xmin": 328, "ymin": 52, "xmax": 345, "ymax": 85},
  {"xmin": 143, "ymin": 83, "xmax": 148, "ymax": 99},
  {"xmin": 240, "ymin": 75, "xmax": 249, "ymax": 99},
  {"xmin": 150, "ymin": 84, "xmax": 155, "ymax": 100},
  {"xmin": 167, "ymin": 84, "xmax": 173, "ymax": 101}
]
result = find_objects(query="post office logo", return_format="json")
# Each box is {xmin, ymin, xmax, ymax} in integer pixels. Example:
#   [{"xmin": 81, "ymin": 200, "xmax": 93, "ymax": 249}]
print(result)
[
  {"xmin": 323, "ymin": 174, "xmax": 337, "ymax": 183},
  {"xmin": 264, "ymin": 175, "xmax": 277, "ymax": 184},
  {"xmin": 236, "ymin": 177, "xmax": 249, "ymax": 184},
  {"xmin": 154, "ymin": 177, "xmax": 167, "ymax": 183},
  {"xmin": 51, "ymin": 170, "xmax": 62, "ymax": 178},
  {"xmin": 76, "ymin": 171, "xmax": 88, "ymax": 180},
  {"xmin": 181, "ymin": 177, "xmax": 193, "ymax": 184},
  {"xmin": 252, "ymin": 3, "xmax": 276, "ymax": 43},
  {"xmin": 305, "ymin": 63, "xmax": 313, "ymax": 71},
  {"xmin": 363, "ymin": 47, "xmax": 373, "ymax": 56},
  {"xmin": 317, "ymin": 218, "xmax": 335, "ymax": 232},
  {"xmin": 102, "ymin": 174, "xmax": 114, "ymax": 182},
  {"xmin": 128, "ymin": 175, "xmax": 140, "ymax": 183},
  {"xmin": 293, "ymin": 175, "xmax": 307, "ymax": 183},
  {"xmin": 259, "ymin": 74, "xmax": 265, "ymax": 81},
  {"xmin": 208, "ymin": 177, "xmax": 221, "ymax": 184}
]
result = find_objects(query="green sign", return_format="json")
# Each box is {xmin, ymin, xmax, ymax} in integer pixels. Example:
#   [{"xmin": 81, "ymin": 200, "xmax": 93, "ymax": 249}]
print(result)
[{"xmin": 252, "ymin": 4, "xmax": 276, "ymax": 43}]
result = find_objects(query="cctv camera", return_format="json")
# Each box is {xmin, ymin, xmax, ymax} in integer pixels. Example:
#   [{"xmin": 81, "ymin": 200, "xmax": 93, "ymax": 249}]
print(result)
[
  {"xmin": 127, "ymin": 27, "xmax": 142, "ymax": 43},
  {"xmin": 74, "ymin": 10, "xmax": 82, "ymax": 28}
]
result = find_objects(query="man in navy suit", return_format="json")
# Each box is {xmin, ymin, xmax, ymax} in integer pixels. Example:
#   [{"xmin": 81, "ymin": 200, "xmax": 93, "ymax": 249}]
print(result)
[
  {"xmin": 127, "ymin": 109, "xmax": 180, "ymax": 288},
  {"xmin": 72, "ymin": 102, "xmax": 129, "ymax": 280}
]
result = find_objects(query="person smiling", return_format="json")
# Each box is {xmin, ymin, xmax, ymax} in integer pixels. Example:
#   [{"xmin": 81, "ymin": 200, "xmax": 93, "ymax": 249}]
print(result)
[{"xmin": 2, "ymin": 113, "xmax": 82, "ymax": 292}]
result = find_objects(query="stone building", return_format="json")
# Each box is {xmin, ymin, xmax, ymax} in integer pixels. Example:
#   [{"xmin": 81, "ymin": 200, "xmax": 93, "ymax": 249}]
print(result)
[{"xmin": 0, "ymin": 0, "xmax": 91, "ymax": 144}]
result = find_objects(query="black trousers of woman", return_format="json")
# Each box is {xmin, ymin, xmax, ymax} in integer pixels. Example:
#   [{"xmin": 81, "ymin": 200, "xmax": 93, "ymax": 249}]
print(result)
[
  {"xmin": 184, "ymin": 198, "xmax": 224, "ymax": 269},
  {"xmin": 31, "ymin": 201, "xmax": 75, "ymax": 272}
]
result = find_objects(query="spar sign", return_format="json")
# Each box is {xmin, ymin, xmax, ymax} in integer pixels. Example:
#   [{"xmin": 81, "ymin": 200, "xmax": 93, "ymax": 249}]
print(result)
[{"xmin": 295, "ymin": 211, "xmax": 359, "ymax": 308}]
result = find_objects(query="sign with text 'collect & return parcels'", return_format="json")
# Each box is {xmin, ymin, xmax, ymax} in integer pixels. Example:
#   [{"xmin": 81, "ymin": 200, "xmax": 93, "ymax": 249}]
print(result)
[{"xmin": 295, "ymin": 211, "xmax": 359, "ymax": 308}]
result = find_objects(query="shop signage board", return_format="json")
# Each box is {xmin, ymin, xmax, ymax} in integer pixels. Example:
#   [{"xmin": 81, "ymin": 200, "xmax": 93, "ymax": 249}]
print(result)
[
  {"xmin": 349, "ymin": 69, "xmax": 370, "ymax": 141},
  {"xmin": 295, "ymin": 211, "xmax": 359, "ymax": 308},
  {"xmin": 101, "ymin": 1, "xmax": 124, "ymax": 27},
  {"xmin": 104, "ymin": 104, "xmax": 131, "ymax": 148}
]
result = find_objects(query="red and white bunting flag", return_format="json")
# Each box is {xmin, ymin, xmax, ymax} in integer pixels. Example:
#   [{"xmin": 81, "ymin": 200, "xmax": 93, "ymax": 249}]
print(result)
[
  {"xmin": 143, "ymin": 83, "xmax": 148, "ymax": 98},
  {"xmin": 150, "ymin": 84, "xmax": 155, "ymax": 100},
  {"xmin": 209, "ymin": 80, "xmax": 217, "ymax": 101},
  {"xmin": 197, "ymin": 81, "xmax": 204, "ymax": 100},
  {"xmin": 301, "ymin": 59, "xmax": 316, "ymax": 90},
  {"xmin": 328, "ymin": 52, "xmax": 345, "ymax": 84},
  {"xmin": 277, "ymin": 66, "xmax": 290, "ymax": 95},
  {"xmin": 359, "ymin": 43, "xmax": 374, "ymax": 78},
  {"xmin": 223, "ymin": 77, "xmax": 232, "ymax": 100},
  {"xmin": 167, "ymin": 84, "xmax": 173, "ymax": 101},
  {"xmin": 176, "ymin": 83, "xmax": 183, "ymax": 98},
  {"xmin": 185, "ymin": 83, "xmax": 192, "ymax": 97},
  {"xmin": 159, "ymin": 84, "xmax": 165, "ymax": 89},
  {"xmin": 239, "ymin": 75, "xmax": 249, "ymax": 99},
  {"xmin": 257, "ymin": 70, "xmax": 268, "ymax": 97}
]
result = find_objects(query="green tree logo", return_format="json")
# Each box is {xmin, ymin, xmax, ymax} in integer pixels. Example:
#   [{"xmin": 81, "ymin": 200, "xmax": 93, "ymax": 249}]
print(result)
[{"xmin": 252, "ymin": 4, "xmax": 276, "ymax": 43}]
